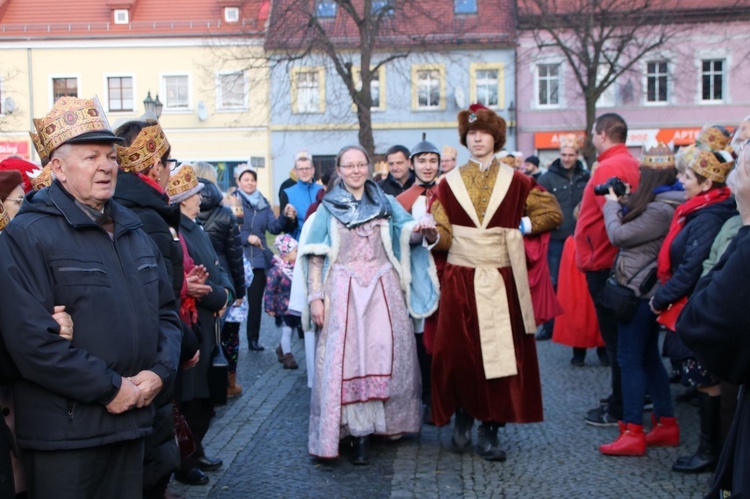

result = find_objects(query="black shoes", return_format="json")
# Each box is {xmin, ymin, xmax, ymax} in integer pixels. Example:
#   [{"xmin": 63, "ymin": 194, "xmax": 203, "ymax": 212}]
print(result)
[
  {"xmin": 584, "ymin": 405, "xmax": 619, "ymax": 427},
  {"xmin": 570, "ymin": 356, "xmax": 585, "ymax": 367},
  {"xmin": 174, "ymin": 468, "xmax": 209, "ymax": 486},
  {"xmin": 451, "ymin": 408, "xmax": 474, "ymax": 453},
  {"xmin": 197, "ymin": 455, "xmax": 223, "ymax": 471},
  {"xmin": 535, "ymin": 326, "xmax": 552, "ymax": 341},
  {"xmin": 350, "ymin": 436, "xmax": 370, "ymax": 465},
  {"xmin": 476, "ymin": 422, "xmax": 507, "ymax": 462},
  {"xmin": 249, "ymin": 340, "xmax": 265, "ymax": 351},
  {"xmin": 423, "ymin": 402, "xmax": 434, "ymax": 426}
]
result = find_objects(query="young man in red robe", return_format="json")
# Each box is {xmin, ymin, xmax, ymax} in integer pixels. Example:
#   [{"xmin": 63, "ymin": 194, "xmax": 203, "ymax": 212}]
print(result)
[{"xmin": 429, "ymin": 103, "xmax": 562, "ymax": 461}]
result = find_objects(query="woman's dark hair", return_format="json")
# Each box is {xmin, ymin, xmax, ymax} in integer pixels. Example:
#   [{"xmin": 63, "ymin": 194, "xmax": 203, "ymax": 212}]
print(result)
[{"xmin": 621, "ymin": 166, "xmax": 677, "ymax": 223}]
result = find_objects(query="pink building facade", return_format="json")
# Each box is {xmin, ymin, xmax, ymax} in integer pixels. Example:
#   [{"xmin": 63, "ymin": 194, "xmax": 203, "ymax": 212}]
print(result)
[{"xmin": 515, "ymin": 20, "xmax": 750, "ymax": 166}]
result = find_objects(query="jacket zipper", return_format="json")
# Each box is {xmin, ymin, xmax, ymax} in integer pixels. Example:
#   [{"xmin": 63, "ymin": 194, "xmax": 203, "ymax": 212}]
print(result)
[{"xmin": 67, "ymin": 400, "xmax": 75, "ymax": 423}]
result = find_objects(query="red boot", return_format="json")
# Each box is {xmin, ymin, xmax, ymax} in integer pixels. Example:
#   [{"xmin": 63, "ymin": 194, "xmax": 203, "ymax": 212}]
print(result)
[
  {"xmin": 645, "ymin": 414, "xmax": 679, "ymax": 447},
  {"xmin": 599, "ymin": 422, "xmax": 646, "ymax": 456}
]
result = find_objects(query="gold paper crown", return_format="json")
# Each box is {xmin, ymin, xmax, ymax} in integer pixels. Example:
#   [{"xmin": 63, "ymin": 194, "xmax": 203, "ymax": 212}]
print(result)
[
  {"xmin": 0, "ymin": 203, "xmax": 8, "ymax": 231},
  {"xmin": 641, "ymin": 142, "xmax": 675, "ymax": 169},
  {"xmin": 116, "ymin": 123, "xmax": 170, "ymax": 174},
  {"xmin": 167, "ymin": 164, "xmax": 203, "ymax": 203},
  {"xmin": 559, "ymin": 133, "xmax": 581, "ymax": 151},
  {"xmin": 442, "ymin": 145, "xmax": 457, "ymax": 159},
  {"xmin": 32, "ymin": 96, "xmax": 115, "ymax": 156},
  {"xmin": 294, "ymin": 150, "xmax": 311, "ymax": 162},
  {"xmin": 27, "ymin": 165, "xmax": 53, "ymax": 191},
  {"xmin": 29, "ymin": 132, "xmax": 49, "ymax": 166},
  {"xmin": 696, "ymin": 125, "xmax": 731, "ymax": 152},
  {"xmin": 689, "ymin": 149, "xmax": 734, "ymax": 183}
]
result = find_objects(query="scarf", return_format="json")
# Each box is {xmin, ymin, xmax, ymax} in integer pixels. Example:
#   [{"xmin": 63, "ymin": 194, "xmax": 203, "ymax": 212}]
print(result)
[
  {"xmin": 238, "ymin": 188, "xmax": 267, "ymax": 210},
  {"xmin": 178, "ymin": 234, "xmax": 198, "ymax": 325},
  {"xmin": 657, "ymin": 186, "xmax": 731, "ymax": 283},
  {"xmin": 321, "ymin": 180, "xmax": 392, "ymax": 229},
  {"xmin": 138, "ymin": 172, "xmax": 166, "ymax": 194}
]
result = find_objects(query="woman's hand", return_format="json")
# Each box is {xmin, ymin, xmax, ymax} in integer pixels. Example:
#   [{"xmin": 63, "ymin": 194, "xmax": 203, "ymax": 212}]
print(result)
[
  {"xmin": 604, "ymin": 186, "xmax": 621, "ymax": 203},
  {"xmin": 413, "ymin": 214, "xmax": 438, "ymax": 244},
  {"xmin": 247, "ymin": 234, "xmax": 263, "ymax": 248},
  {"xmin": 182, "ymin": 350, "xmax": 200, "ymax": 370},
  {"xmin": 311, "ymin": 299, "xmax": 325, "ymax": 328},
  {"xmin": 53, "ymin": 305, "xmax": 74, "ymax": 341},
  {"xmin": 649, "ymin": 297, "xmax": 662, "ymax": 315},
  {"xmin": 283, "ymin": 204, "xmax": 297, "ymax": 220}
]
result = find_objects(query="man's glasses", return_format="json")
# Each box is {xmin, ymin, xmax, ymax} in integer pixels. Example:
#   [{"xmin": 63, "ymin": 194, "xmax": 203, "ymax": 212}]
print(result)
[
  {"xmin": 166, "ymin": 159, "xmax": 179, "ymax": 171},
  {"xmin": 339, "ymin": 163, "xmax": 368, "ymax": 171}
]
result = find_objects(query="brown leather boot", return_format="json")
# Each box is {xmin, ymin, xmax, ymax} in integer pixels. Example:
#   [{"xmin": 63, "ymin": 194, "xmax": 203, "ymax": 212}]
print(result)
[
  {"xmin": 282, "ymin": 353, "xmax": 299, "ymax": 370},
  {"xmin": 227, "ymin": 373, "xmax": 242, "ymax": 398}
]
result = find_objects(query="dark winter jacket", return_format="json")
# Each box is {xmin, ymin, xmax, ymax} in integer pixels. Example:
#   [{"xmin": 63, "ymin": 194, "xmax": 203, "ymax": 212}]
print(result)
[
  {"xmin": 0, "ymin": 181, "xmax": 182, "ymax": 451},
  {"xmin": 651, "ymin": 197, "xmax": 737, "ymax": 311},
  {"xmin": 602, "ymin": 189, "xmax": 683, "ymax": 298},
  {"xmin": 198, "ymin": 181, "xmax": 246, "ymax": 300},
  {"xmin": 677, "ymin": 225, "xmax": 750, "ymax": 498},
  {"xmin": 537, "ymin": 159, "xmax": 589, "ymax": 241},
  {"xmin": 113, "ymin": 169, "xmax": 184, "ymax": 299},
  {"xmin": 179, "ymin": 214, "xmax": 234, "ymax": 401},
  {"xmin": 378, "ymin": 171, "xmax": 415, "ymax": 197},
  {"xmin": 236, "ymin": 191, "xmax": 297, "ymax": 270}
]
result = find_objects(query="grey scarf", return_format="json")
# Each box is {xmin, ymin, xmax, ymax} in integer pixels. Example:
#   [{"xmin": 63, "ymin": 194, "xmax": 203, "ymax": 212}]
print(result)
[{"xmin": 321, "ymin": 180, "xmax": 392, "ymax": 229}]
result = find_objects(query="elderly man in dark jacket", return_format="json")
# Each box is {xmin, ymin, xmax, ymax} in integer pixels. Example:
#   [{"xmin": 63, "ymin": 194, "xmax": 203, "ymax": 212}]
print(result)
[{"xmin": 0, "ymin": 96, "xmax": 182, "ymax": 499}]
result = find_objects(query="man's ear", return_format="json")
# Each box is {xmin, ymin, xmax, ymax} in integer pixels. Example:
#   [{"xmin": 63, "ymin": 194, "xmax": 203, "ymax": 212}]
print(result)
[{"xmin": 49, "ymin": 157, "xmax": 66, "ymax": 183}]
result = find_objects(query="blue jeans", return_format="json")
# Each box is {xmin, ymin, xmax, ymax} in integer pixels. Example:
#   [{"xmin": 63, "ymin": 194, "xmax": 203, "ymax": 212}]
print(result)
[{"xmin": 617, "ymin": 299, "xmax": 674, "ymax": 424}]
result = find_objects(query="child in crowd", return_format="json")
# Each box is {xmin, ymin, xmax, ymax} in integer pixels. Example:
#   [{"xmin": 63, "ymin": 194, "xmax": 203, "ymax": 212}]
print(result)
[
  {"xmin": 223, "ymin": 256, "xmax": 253, "ymax": 397},
  {"xmin": 265, "ymin": 234, "xmax": 300, "ymax": 369}
]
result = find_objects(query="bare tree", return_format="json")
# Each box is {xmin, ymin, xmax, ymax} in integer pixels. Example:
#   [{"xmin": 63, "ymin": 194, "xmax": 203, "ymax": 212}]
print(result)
[{"xmin": 518, "ymin": 0, "xmax": 687, "ymax": 163}]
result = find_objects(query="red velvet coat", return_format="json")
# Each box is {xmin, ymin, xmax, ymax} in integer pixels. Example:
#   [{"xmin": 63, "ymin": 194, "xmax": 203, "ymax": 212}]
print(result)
[{"xmin": 431, "ymin": 170, "xmax": 544, "ymax": 425}]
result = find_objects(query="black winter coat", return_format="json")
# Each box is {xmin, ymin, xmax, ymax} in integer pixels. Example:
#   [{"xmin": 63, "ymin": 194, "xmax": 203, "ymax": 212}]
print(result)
[
  {"xmin": 537, "ymin": 159, "xmax": 589, "ymax": 240},
  {"xmin": 677, "ymin": 225, "xmax": 750, "ymax": 498},
  {"xmin": 378, "ymin": 171, "xmax": 415, "ymax": 197},
  {"xmin": 0, "ymin": 181, "xmax": 182, "ymax": 451},
  {"xmin": 179, "ymin": 214, "xmax": 235, "ymax": 401},
  {"xmin": 198, "ymin": 181, "xmax": 246, "ymax": 300}
]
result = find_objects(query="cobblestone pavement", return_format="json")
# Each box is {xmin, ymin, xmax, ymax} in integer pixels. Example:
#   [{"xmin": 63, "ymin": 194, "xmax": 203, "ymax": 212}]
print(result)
[{"xmin": 171, "ymin": 316, "xmax": 713, "ymax": 498}]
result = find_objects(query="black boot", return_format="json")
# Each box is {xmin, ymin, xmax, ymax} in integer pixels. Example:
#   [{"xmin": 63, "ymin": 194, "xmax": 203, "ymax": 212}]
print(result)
[
  {"xmin": 476, "ymin": 421, "xmax": 507, "ymax": 462},
  {"xmin": 672, "ymin": 393, "xmax": 721, "ymax": 473},
  {"xmin": 249, "ymin": 340, "xmax": 264, "ymax": 351},
  {"xmin": 350, "ymin": 436, "xmax": 370, "ymax": 465},
  {"xmin": 451, "ymin": 408, "xmax": 474, "ymax": 453}
]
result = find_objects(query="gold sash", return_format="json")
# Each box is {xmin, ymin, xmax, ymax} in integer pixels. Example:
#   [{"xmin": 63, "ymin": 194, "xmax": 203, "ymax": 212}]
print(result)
[{"xmin": 447, "ymin": 225, "xmax": 536, "ymax": 379}]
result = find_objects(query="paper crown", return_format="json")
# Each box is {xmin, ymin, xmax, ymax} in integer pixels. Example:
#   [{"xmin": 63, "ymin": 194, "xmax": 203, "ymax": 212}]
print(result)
[
  {"xmin": 32, "ymin": 96, "xmax": 122, "ymax": 157},
  {"xmin": 27, "ymin": 165, "xmax": 54, "ymax": 191},
  {"xmin": 167, "ymin": 164, "xmax": 204, "ymax": 204},
  {"xmin": 730, "ymin": 115, "xmax": 750, "ymax": 152},
  {"xmin": 442, "ymin": 145, "xmax": 457, "ymax": 159},
  {"xmin": 559, "ymin": 133, "xmax": 581, "ymax": 151},
  {"xmin": 689, "ymin": 149, "xmax": 734, "ymax": 183},
  {"xmin": 234, "ymin": 164, "xmax": 257, "ymax": 180},
  {"xmin": 641, "ymin": 142, "xmax": 675, "ymax": 169},
  {"xmin": 695, "ymin": 124, "xmax": 731, "ymax": 152},
  {"xmin": 116, "ymin": 123, "xmax": 170, "ymax": 174},
  {"xmin": 29, "ymin": 132, "xmax": 49, "ymax": 166},
  {"xmin": 294, "ymin": 150, "xmax": 311, "ymax": 162},
  {"xmin": 0, "ymin": 204, "xmax": 8, "ymax": 231},
  {"xmin": 495, "ymin": 150, "xmax": 516, "ymax": 167}
]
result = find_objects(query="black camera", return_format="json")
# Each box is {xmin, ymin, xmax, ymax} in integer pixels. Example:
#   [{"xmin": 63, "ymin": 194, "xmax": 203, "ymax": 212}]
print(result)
[{"xmin": 593, "ymin": 177, "xmax": 627, "ymax": 197}]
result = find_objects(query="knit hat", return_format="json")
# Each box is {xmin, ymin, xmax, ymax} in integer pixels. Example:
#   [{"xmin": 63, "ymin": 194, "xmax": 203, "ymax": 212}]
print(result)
[
  {"xmin": 524, "ymin": 155, "xmax": 540, "ymax": 167},
  {"xmin": 0, "ymin": 170, "xmax": 24, "ymax": 201},
  {"xmin": 458, "ymin": 103, "xmax": 506, "ymax": 153},
  {"xmin": 274, "ymin": 233, "xmax": 298, "ymax": 259},
  {"xmin": 0, "ymin": 157, "xmax": 39, "ymax": 193},
  {"xmin": 167, "ymin": 164, "xmax": 204, "ymax": 204}
]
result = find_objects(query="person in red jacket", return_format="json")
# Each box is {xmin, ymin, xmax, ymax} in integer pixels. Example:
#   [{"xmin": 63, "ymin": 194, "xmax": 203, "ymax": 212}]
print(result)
[{"xmin": 574, "ymin": 113, "xmax": 640, "ymax": 427}]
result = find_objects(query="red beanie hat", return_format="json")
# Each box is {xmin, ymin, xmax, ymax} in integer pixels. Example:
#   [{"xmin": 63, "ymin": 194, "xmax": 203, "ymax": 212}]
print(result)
[{"xmin": 0, "ymin": 157, "xmax": 39, "ymax": 193}]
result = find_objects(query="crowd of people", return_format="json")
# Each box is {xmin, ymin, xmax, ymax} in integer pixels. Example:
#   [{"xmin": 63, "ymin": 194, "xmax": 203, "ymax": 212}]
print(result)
[{"xmin": 0, "ymin": 95, "xmax": 748, "ymax": 499}]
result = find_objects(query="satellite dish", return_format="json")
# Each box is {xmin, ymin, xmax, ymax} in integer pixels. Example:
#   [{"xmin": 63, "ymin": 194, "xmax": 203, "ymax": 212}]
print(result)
[
  {"xmin": 197, "ymin": 101, "xmax": 208, "ymax": 121},
  {"xmin": 4, "ymin": 97, "xmax": 16, "ymax": 115},
  {"xmin": 454, "ymin": 86, "xmax": 466, "ymax": 108}
]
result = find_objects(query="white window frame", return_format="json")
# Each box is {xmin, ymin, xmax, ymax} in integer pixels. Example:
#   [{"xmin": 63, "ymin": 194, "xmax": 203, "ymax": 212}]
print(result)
[
  {"xmin": 643, "ymin": 60, "xmax": 669, "ymax": 106},
  {"xmin": 700, "ymin": 58, "xmax": 726, "ymax": 103},
  {"xmin": 104, "ymin": 74, "xmax": 135, "ymax": 113},
  {"xmin": 470, "ymin": 62, "xmax": 504, "ymax": 110},
  {"xmin": 160, "ymin": 73, "xmax": 192, "ymax": 112},
  {"xmin": 49, "ymin": 75, "xmax": 80, "ymax": 106},
  {"xmin": 224, "ymin": 7, "xmax": 239, "ymax": 23},
  {"xmin": 216, "ymin": 70, "xmax": 248, "ymax": 111},
  {"xmin": 411, "ymin": 64, "xmax": 446, "ymax": 111},
  {"xmin": 291, "ymin": 67, "xmax": 325, "ymax": 114},
  {"xmin": 535, "ymin": 63, "xmax": 561, "ymax": 109},
  {"xmin": 113, "ymin": 9, "xmax": 129, "ymax": 24}
]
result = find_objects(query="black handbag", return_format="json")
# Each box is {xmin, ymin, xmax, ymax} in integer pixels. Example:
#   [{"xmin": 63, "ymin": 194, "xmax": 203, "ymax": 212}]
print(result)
[
  {"xmin": 596, "ymin": 254, "xmax": 654, "ymax": 324},
  {"xmin": 207, "ymin": 317, "xmax": 229, "ymax": 406}
]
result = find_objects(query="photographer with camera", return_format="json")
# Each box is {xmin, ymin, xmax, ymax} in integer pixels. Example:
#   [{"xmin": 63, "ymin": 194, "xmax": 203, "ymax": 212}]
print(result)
[
  {"xmin": 597, "ymin": 144, "xmax": 684, "ymax": 456},
  {"xmin": 574, "ymin": 113, "xmax": 640, "ymax": 427}
]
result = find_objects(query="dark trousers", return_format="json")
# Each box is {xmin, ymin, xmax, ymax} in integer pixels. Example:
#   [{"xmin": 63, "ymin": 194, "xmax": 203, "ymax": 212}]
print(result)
[
  {"xmin": 542, "ymin": 238, "xmax": 565, "ymax": 334},
  {"xmin": 245, "ymin": 268, "xmax": 266, "ymax": 345},
  {"xmin": 180, "ymin": 398, "xmax": 214, "ymax": 470},
  {"xmin": 585, "ymin": 269, "xmax": 622, "ymax": 419},
  {"xmin": 23, "ymin": 438, "xmax": 144, "ymax": 499},
  {"xmin": 618, "ymin": 299, "xmax": 673, "ymax": 424},
  {"xmin": 415, "ymin": 333, "xmax": 432, "ymax": 404}
]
